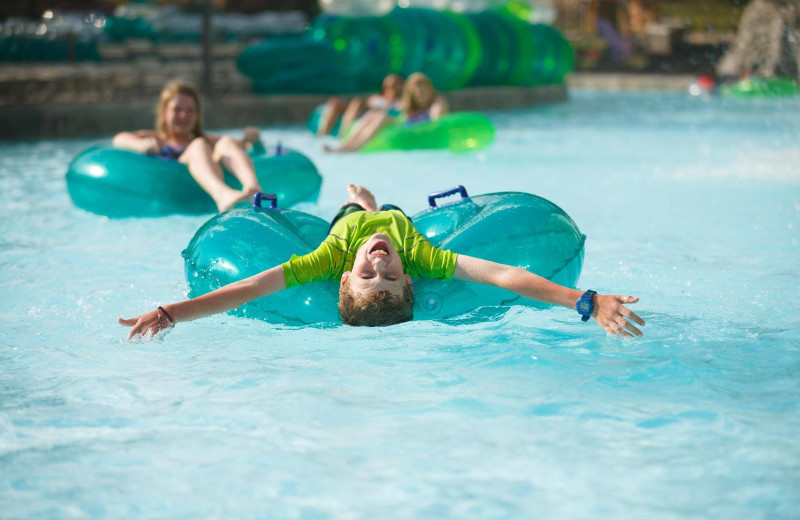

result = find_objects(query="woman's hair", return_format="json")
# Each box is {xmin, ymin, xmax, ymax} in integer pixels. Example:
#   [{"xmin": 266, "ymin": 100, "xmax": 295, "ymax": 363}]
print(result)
[
  {"xmin": 401, "ymin": 73, "xmax": 436, "ymax": 115},
  {"xmin": 155, "ymin": 80, "xmax": 203, "ymax": 139},
  {"xmin": 338, "ymin": 278, "xmax": 414, "ymax": 326}
]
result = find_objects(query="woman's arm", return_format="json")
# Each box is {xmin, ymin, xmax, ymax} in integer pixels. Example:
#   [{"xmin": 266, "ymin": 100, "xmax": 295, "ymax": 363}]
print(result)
[
  {"xmin": 118, "ymin": 265, "xmax": 287, "ymax": 340},
  {"xmin": 454, "ymin": 255, "xmax": 645, "ymax": 337},
  {"xmin": 112, "ymin": 130, "xmax": 159, "ymax": 154},
  {"xmin": 430, "ymin": 95, "xmax": 449, "ymax": 120}
]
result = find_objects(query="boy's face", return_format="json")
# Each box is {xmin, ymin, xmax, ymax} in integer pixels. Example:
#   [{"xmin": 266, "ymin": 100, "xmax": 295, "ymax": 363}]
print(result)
[{"xmin": 341, "ymin": 233, "xmax": 412, "ymax": 297}]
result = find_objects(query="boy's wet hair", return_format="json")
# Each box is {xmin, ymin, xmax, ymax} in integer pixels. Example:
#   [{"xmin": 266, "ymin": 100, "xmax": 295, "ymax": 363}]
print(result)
[{"xmin": 338, "ymin": 279, "xmax": 414, "ymax": 326}]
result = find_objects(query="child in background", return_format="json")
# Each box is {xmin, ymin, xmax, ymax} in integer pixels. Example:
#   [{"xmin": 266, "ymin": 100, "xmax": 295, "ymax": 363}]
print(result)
[
  {"xmin": 399, "ymin": 72, "xmax": 449, "ymax": 125},
  {"xmin": 317, "ymin": 74, "xmax": 405, "ymax": 137},
  {"xmin": 112, "ymin": 80, "xmax": 263, "ymax": 212},
  {"xmin": 324, "ymin": 73, "xmax": 449, "ymax": 153},
  {"xmin": 119, "ymin": 184, "xmax": 645, "ymax": 339}
]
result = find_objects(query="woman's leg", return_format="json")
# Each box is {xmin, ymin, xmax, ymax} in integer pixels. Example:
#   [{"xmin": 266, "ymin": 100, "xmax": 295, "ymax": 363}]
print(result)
[
  {"xmin": 212, "ymin": 135, "xmax": 262, "ymax": 193},
  {"xmin": 180, "ymin": 137, "xmax": 251, "ymax": 212},
  {"xmin": 324, "ymin": 112, "xmax": 391, "ymax": 153},
  {"xmin": 318, "ymin": 97, "xmax": 346, "ymax": 136},
  {"xmin": 339, "ymin": 97, "xmax": 367, "ymax": 136}
]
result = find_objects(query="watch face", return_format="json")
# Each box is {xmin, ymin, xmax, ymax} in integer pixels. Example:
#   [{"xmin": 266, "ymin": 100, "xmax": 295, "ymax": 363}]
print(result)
[{"xmin": 578, "ymin": 301, "xmax": 590, "ymax": 313}]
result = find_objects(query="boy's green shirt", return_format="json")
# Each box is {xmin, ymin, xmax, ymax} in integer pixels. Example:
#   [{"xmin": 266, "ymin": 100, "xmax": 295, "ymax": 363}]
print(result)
[{"xmin": 281, "ymin": 210, "xmax": 457, "ymax": 288}]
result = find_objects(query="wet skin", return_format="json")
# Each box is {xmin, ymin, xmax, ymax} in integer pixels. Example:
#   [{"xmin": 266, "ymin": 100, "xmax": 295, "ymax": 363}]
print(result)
[{"xmin": 341, "ymin": 233, "xmax": 412, "ymax": 297}]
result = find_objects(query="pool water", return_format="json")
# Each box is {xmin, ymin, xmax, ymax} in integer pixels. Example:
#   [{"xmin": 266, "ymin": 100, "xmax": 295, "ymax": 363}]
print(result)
[{"xmin": 2, "ymin": 91, "xmax": 798, "ymax": 518}]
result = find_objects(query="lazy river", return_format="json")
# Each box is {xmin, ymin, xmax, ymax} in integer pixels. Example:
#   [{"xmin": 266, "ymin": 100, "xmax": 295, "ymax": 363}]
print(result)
[{"xmin": 1, "ymin": 90, "xmax": 798, "ymax": 518}]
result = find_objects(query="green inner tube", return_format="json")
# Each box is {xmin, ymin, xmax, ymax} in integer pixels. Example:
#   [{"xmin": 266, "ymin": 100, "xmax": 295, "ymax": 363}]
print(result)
[
  {"xmin": 359, "ymin": 112, "xmax": 495, "ymax": 153},
  {"xmin": 719, "ymin": 77, "xmax": 799, "ymax": 98}
]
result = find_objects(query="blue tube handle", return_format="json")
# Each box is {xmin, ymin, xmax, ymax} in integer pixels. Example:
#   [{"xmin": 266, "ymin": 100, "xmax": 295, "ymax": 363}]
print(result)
[
  {"xmin": 428, "ymin": 185, "xmax": 469, "ymax": 209},
  {"xmin": 252, "ymin": 192, "xmax": 278, "ymax": 210}
]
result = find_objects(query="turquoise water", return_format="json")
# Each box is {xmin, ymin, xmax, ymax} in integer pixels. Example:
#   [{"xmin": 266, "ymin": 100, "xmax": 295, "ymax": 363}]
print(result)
[{"xmin": 2, "ymin": 91, "xmax": 799, "ymax": 518}]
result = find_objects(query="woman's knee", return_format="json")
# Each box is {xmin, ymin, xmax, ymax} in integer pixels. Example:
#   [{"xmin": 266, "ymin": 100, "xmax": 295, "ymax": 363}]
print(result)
[
  {"xmin": 212, "ymin": 135, "xmax": 242, "ymax": 159},
  {"xmin": 214, "ymin": 135, "xmax": 237, "ymax": 150},
  {"xmin": 363, "ymin": 111, "xmax": 389, "ymax": 127},
  {"xmin": 180, "ymin": 137, "xmax": 213, "ymax": 163},
  {"xmin": 327, "ymin": 97, "xmax": 346, "ymax": 110},
  {"xmin": 346, "ymin": 97, "xmax": 366, "ymax": 115}
]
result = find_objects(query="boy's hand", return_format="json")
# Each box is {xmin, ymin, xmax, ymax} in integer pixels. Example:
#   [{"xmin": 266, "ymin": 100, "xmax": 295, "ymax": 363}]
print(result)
[
  {"xmin": 118, "ymin": 309, "xmax": 173, "ymax": 341},
  {"xmin": 593, "ymin": 295, "xmax": 645, "ymax": 338}
]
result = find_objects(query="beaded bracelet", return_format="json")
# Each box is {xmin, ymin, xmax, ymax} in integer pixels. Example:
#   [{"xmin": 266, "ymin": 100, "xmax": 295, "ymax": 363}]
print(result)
[{"xmin": 157, "ymin": 306, "xmax": 175, "ymax": 327}]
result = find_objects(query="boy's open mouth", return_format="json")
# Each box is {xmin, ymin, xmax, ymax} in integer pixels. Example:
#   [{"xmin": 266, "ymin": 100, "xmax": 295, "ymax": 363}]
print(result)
[{"xmin": 369, "ymin": 241, "xmax": 390, "ymax": 257}]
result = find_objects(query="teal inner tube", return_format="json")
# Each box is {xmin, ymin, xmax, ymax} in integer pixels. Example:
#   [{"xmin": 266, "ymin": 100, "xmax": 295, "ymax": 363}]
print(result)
[
  {"xmin": 66, "ymin": 144, "xmax": 322, "ymax": 218},
  {"xmin": 358, "ymin": 112, "xmax": 495, "ymax": 153},
  {"xmin": 183, "ymin": 186, "xmax": 585, "ymax": 325}
]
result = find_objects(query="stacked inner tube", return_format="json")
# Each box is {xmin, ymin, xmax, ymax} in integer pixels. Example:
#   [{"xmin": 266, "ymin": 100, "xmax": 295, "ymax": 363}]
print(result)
[{"xmin": 238, "ymin": 7, "xmax": 574, "ymax": 94}]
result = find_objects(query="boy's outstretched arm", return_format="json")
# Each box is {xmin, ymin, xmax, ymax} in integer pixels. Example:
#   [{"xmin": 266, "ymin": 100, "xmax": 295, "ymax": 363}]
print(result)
[
  {"xmin": 453, "ymin": 255, "xmax": 645, "ymax": 337},
  {"xmin": 118, "ymin": 265, "xmax": 287, "ymax": 340}
]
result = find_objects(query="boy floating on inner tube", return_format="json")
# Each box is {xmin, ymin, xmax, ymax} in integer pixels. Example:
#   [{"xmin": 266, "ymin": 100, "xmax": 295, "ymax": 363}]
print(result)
[{"xmin": 119, "ymin": 184, "xmax": 645, "ymax": 339}]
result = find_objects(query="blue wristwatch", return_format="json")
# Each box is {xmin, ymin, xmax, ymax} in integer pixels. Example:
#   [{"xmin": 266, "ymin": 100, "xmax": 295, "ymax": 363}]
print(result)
[{"xmin": 576, "ymin": 290, "xmax": 596, "ymax": 322}]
